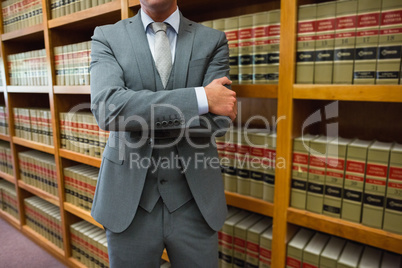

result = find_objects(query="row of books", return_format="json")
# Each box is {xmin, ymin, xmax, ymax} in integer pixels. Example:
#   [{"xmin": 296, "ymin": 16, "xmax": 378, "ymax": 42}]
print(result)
[
  {"xmin": 14, "ymin": 107, "xmax": 53, "ymax": 146},
  {"xmin": 60, "ymin": 112, "xmax": 109, "ymax": 158},
  {"xmin": 0, "ymin": 179, "xmax": 19, "ymax": 220},
  {"xmin": 50, "ymin": 0, "xmax": 113, "ymax": 19},
  {"xmin": 64, "ymin": 164, "xmax": 98, "ymax": 212},
  {"xmin": 70, "ymin": 220, "xmax": 108, "ymax": 268},
  {"xmin": 287, "ymin": 227, "xmax": 401, "ymax": 268},
  {"xmin": 296, "ymin": 0, "xmax": 402, "ymax": 85},
  {"xmin": 216, "ymin": 129, "xmax": 277, "ymax": 203},
  {"xmin": 19, "ymin": 150, "xmax": 58, "ymax": 197},
  {"xmin": 291, "ymin": 135, "xmax": 402, "ymax": 235},
  {"xmin": 8, "ymin": 49, "xmax": 48, "ymax": 86},
  {"xmin": 0, "ymin": 141, "xmax": 13, "ymax": 176},
  {"xmin": 24, "ymin": 196, "xmax": 63, "ymax": 250},
  {"xmin": 219, "ymin": 207, "xmax": 273, "ymax": 268},
  {"xmin": 54, "ymin": 41, "xmax": 91, "ymax": 86},
  {"xmin": 202, "ymin": 9, "xmax": 281, "ymax": 85},
  {"xmin": 0, "ymin": 106, "xmax": 9, "ymax": 136},
  {"xmin": 1, "ymin": 0, "xmax": 43, "ymax": 33}
]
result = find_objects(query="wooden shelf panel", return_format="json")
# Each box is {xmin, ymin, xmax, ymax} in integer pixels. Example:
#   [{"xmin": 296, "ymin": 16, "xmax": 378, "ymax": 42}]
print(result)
[
  {"xmin": 0, "ymin": 133, "xmax": 11, "ymax": 141},
  {"xmin": 59, "ymin": 149, "xmax": 101, "ymax": 168},
  {"xmin": 128, "ymin": 0, "xmax": 140, "ymax": 7},
  {"xmin": 64, "ymin": 202, "xmax": 102, "ymax": 229},
  {"xmin": 293, "ymin": 84, "xmax": 402, "ymax": 103},
  {"xmin": 287, "ymin": 208, "xmax": 402, "ymax": 255},
  {"xmin": 232, "ymin": 84, "xmax": 278, "ymax": 99},
  {"xmin": 69, "ymin": 257, "xmax": 87, "ymax": 268},
  {"xmin": 18, "ymin": 180, "xmax": 60, "ymax": 207},
  {"xmin": 1, "ymin": 24, "xmax": 44, "ymax": 42},
  {"xmin": 0, "ymin": 170, "xmax": 15, "ymax": 183},
  {"xmin": 7, "ymin": 86, "xmax": 51, "ymax": 93},
  {"xmin": 54, "ymin": 86, "xmax": 91, "ymax": 95},
  {"xmin": 12, "ymin": 137, "xmax": 55, "ymax": 154},
  {"xmin": 22, "ymin": 225, "xmax": 66, "ymax": 261},
  {"xmin": 0, "ymin": 209, "xmax": 20, "ymax": 229},
  {"xmin": 48, "ymin": 1, "xmax": 121, "ymax": 29},
  {"xmin": 225, "ymin": 191, "xmax": 274, "ymax": 217}
]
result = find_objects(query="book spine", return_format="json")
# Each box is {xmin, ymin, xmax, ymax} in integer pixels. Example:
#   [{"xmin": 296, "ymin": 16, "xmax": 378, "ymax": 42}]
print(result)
[
  {"xmin": 238, "ymin": 15, "xmax": 254, "ymax": 85},
  {"xmin": 376, "ymin": 0, "xmax": 402, "ymax": 84},
  {"xmin": 296, "ymin": 4, "xmax": 317, "ymax": 84},
  {"xmin": 253, "ymin": 12, "xmax": 269, "ymax": 84},
  {"xmin": 291, "ymin": 139, "xmax": 311, "ymax": 210},
  {"xmin": 342, "ymin": 152, "xmax": 367, "ymax": 223},
  {"xmin": 353, "ymin": 0, "xmax": 382, "ymax": 84},
  {"xmin": 333, "ymin": 0, "xmax": 358, "ymax": 84},
  {"xmin": 306, "ymin": 152, "xmax": 327, "ymax": 214},
  {"xmin": 224, "ymin": 17, "xmax": 239, "ymax": 85},
  {"xmin": 313, "ymin": 2, "xmax": 336, "ymax": 84},
  {"xmin": 266, "ymin": 10, "xmax": 281, "ymax": 84}
]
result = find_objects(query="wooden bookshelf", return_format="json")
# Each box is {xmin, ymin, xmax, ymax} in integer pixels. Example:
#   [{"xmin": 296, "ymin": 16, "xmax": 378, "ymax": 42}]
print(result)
[
  {"xmin": 22, "ymin": 225, "xmax": 67, "ymax": 264},
  {"xmin": 294, "ymin": 84, "xmax": 402, "ymax": 102},
  {"xmin": 59, "ymin": 149, "xmax": 101, "ymax": 168},
  {"xmin": 18, "ymin": 180, "xmax": 59, "ymax": 207},
  {"xmin": 233, "ymin": 84, "xmax": 278, "ymax": 99},
  {"xmin": 1, "ymin": 24, "xmax": 44, "ymax": 41},
  {"xmin": 53, "ymin": 86, "xmax": 91, "ymax": 95},
  {"xmin": 12, "ymin": 137, "xmax": 55, "ymax": 154},
  {"xmin": 0, "ymin": 133, "xmax": 11, "ymax": 141},
  {"xmin": 225, "ymin": 191, "xmax": 274, "ymax": 217},
  {"xmin": 0, "ymin": 209, "xmax": 20, "ymax": 229},
  {"xmin": 0, "ymin": 170, "xmax": 15, "ymax": 183},
  {"xmin": 288, "ymin": 208, "xmax": 402, "ymax": 255},
  {"xmin": 6, "ymin": 86, "xmax": 51, "ymax": 93},
  {"xmin": 0, "ymin": 0, "xmax": 399, "ymax": 267},
  {"xmin": 64, "ymin": 202, "xmax": 102, "ymax": 228}
]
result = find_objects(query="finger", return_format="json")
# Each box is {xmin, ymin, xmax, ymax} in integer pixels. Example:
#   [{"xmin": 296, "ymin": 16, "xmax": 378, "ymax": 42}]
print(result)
[{"xmin": 217, "ymin": 76, "xmax": 231, "ymax": 85}]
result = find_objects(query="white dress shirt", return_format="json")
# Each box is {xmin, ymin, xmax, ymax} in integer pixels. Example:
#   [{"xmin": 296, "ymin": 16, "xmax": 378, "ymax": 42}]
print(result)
[{"xmin": 140, "ymin": 8, "xmax": 209, "ymax": 115}]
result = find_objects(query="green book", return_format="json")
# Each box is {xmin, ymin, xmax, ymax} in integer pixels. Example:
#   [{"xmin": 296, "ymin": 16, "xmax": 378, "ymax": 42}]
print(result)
[
  {"xmin": 357, "ymin": 246, "xmax": 382, "ymax": 267},
  {"xmin": 259, "ymin": 226, "xmax": 273, "ymax": 268},
  {"xmin": 224, "ymin": 16, "xmax": 239, "ymax": 84},
  {"xmin": 296, "ymin": 4, "xmax": 317, "ymax": 84},
  {"xmin": 245, "ymin": 217, "xmax": 273, "ymax": 268},
  {"xmin": 266, "ymin": 9, "xmax": 281, "ymax": 84},
  {"xmin": 353, "ymin": 0, "xmax": 382, "ymax": 84},
  {"xmin": 376, "ymin": 0, "xmax": 402, "ymax": 84},
  {"xmin": 302, "ymin": 232, "xmax": 330, "ymax": 268},
  {"xmin": 383, "ymin": 143, "xmax": 402, "ymax": 234},
  {"xmin": 323, "ymin": 138, "xmax": 353, "ymax": 218},
  {"xmin": 238, "ymin": 14, "xmax": 254, "ymax": 85},
  {"xmin": 253, "ymin": 11, "xmax": 269, "ymax": 84},
  {"xmin": 286, "ymin": 228, "xmax": 315, "ymax": 268},
  {"xmin": 314, "ymin": 1, "xmax": 336, "ymax": 84},
  {"xmin": 319, "ymin": 236, "xmax": 346, "ymax": 268},
  {"xmin": 333, "ymin": 0, "xmax": 358, "ymax": 84},
  {"xmin": 291, "ymin": 134, "xmax": 320, "ymax": 210},
  {"xmin": 337, "ymin": 242, "xmax": 364, "ymax": 268},
  {"xmin": 342, "ymin": 139, "xmax": 373, "ymax": 223},
  {"xmin": 362, "ymin": 141, "xmax": 393, "ymax": 229}
]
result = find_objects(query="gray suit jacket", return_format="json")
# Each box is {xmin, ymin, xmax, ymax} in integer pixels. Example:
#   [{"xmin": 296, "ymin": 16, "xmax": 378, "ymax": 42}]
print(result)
[{"xmin": 90, "ymin": 11, "xmax": 230, "ymax": 233}]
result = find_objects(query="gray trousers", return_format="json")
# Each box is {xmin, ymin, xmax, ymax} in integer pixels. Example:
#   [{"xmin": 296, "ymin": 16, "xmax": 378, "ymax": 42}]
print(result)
[{"xmin": 105, "ymin": 198, "xmax": 219, "ymax": 267}]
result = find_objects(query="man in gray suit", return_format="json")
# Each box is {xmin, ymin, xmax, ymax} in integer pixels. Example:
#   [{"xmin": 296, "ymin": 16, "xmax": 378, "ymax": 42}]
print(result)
[{"xmin": 90, "ymin": 0, "xmax": 237, "ymax": 266}]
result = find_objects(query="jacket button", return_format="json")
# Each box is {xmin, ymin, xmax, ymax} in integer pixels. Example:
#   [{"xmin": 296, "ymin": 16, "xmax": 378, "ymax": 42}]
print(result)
[
  {"xmin": 162, "ymin": 121, "xmax": 168, "ymax": 127},
  {"xmin": 156, "ymin": 122, "xmax": 161, "ymax": 127},
  {"xmin": 173, "ymin": 119, "xmax": 180, "ymax": 126}
]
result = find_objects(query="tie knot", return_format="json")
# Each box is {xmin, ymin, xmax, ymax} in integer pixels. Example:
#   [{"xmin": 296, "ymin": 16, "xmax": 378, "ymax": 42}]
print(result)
[{"xmin": 151, "ymin": 22, "xmax": 168, "ymax": 33}]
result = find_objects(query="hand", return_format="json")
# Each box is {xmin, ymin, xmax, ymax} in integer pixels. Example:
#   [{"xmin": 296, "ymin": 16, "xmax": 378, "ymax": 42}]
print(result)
[{"xmin": 204, "ymin": 77, "xmax": 237, "ymax": 121}]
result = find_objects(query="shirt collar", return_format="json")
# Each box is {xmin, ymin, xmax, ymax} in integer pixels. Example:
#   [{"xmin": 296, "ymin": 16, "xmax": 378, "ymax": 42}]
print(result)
[{"xmin": 141, "ymin": 7, "xmax": 180, "ymax": 34}]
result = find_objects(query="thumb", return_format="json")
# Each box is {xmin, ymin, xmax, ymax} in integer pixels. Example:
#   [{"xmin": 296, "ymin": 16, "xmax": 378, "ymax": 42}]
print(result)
[{"xmin": 216, "ymin": 76, "xmax": 232, "ymax": 85}]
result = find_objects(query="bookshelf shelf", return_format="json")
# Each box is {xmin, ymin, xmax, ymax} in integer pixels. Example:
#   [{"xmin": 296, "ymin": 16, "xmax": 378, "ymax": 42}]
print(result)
[
  {"xmin": 0, "ymin": 209, "xmax": 20, "ymax": 229},
  {"xmin": 287, "ymin": 207, "xmax": 402, "ymax": 255},
  {"xmin": 18, "ymin": 180, "xmax": 60, "ymax": 207},
  {"xmin": 232, "ymin": 84, "xmax": 278, "ymax": 99},
  {"xmin": 22, "ymin": 225, "xmax": 66, "ymax": 262},
  {"xmin": 12, "ymin": 137, "xmax": 55, "ymax": 154},
  {"xmin": 293, "ymin": 84, "xmax": 402, "ymax": 103},
  {"xmin": 0, "ymin": 171, "xmax": 15, "ymax": 183},
  {"xmin": 128, "ymin": 0, "xmax": 140, "ymax": 7},
  {"xmin": 53, "ymin": 86, "xmax": 91, "ymax": 95},
  {"xmin": 225, "ymin": 191, "xmax": 274, "ymax": 217},
  {"xmin": 7, "ymin": 86, "xmax": 51, "ymax": 93},
  {"xmin": 48, "ymin": 1, "xmax": 122, "ymax": 30},
  {"xmin": 63, "ymin": 202, "xmax": 102, "ymax": 229},
  {"xmin": 59, "ymin": 149, "xmax": 101, "ymax": 168},
  {"xmin": 1, "ymin": 24, "xmax": 44, "ymax": 42},
  {"xmin": 0, "ymin": 133, "xmax": 11, "ymax": 141},
  {"xmin": 68, "ymin": 257, "xmax": 86, "ymax": 268}
]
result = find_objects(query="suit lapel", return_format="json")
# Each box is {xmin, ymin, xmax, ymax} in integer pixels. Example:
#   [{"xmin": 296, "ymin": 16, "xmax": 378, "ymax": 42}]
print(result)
[
  {"xmin": 125, "ymin": 12, "xmax": 156, "ymax": 91},
  {"xmin": 173, "ymin": 14, "xmax": 195, "ymax": 89}
]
